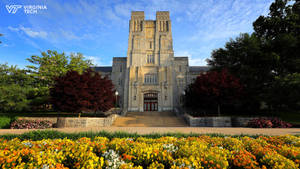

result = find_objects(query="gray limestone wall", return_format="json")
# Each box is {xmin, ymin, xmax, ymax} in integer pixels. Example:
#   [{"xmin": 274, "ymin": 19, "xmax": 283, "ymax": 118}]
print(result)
[
  {"xmin": 184, "ymin": 114, "xmax": 261, "ymax": 127},
  {"xmin": 18, "ymin": 117, "xmax": 58, "ymax": 123},
  {"xmin": 56, "ymin": 114, "xmax": 118, "ymax": 128}
]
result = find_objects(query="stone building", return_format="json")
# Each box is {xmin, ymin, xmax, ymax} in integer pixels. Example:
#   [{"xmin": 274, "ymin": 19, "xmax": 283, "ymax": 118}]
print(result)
[{"xmin": 94, "ymin": 11, "xmax": 208, "ymax": 113}]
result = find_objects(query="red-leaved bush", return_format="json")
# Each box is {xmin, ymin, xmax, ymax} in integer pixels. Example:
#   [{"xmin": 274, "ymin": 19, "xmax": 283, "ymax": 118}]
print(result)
[
  {"xmin": 185, "ymin": 69, "xmax": 243, "ymax": 115},
  {"xmin": 50, "ymin": 69, "xmax": 115, "ymax": 114},
  {"xmin": 247, "ymin": 118, "xmax": 292, "ymax": 128},
  {"xmin": 10, "ymin": 119, "xmax": 53, "ymax": 129}
]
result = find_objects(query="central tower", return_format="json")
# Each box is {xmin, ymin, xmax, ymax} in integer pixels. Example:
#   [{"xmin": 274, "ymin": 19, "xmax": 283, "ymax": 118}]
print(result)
[{"xmin": 123, "ymin": 11, "xmax": 175, "ymax": 112}]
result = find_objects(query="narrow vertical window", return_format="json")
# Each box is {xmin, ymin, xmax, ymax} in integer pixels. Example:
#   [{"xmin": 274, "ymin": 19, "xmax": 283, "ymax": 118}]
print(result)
[
  {"xmin": 149, "ymin": 41, "xmax": 152, "ymax": 49},
  {"xmin": 166, "ymin": 21, "xmax": 169, "ymax": 31},
  {"xmin": 147, "ymin": 54, "xmax": 154, "ymax": 64}
]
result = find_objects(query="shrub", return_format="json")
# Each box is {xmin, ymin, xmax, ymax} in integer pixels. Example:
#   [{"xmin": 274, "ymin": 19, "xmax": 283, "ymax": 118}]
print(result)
[
  {"xmin": 270, "ymin": 118, "xmax": 293, "ymax": 128},
  {"xmin": 185, "ymin": 69, "xmax": 243, "ymax": 116},
  {"xmin": 247, "ymin": 118, "xmax": 292, "ymax": 128},
  {"xmin": 50, "ymin": 69, "xmax": 115, "ymax": 114},
  {"xmin": 0, "ymin": 116, "xmax": 13, "ymax": 129},
  {"xmin": 10, "ymin": 119, "xmax": 52, "ymax": 129}
]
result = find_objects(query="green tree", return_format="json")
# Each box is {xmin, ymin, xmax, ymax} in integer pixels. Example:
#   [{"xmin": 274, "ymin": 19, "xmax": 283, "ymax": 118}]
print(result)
[
  {"xmin": 267, "ymin": 73, "xmax": 300, "ymax": 110},
  {"xmin": 253, "ymin": 0, "xmax": 300, "ymax": 75},
  {"xmin": 208, "ymin": 0, "xmax": 300, "ymax": 111},
  {"xmin": 26, "ymin": 50, "xmax": 93, "ymax": 86},
  {"xmin": 0, "ymin": 64, "xmax": 34, "ymax": 112},
  {"xmin": 207, "ymin": 33, "xmax": 274, "ymax": 111},
  {"xmin": 25, "ymin": 50, "xmax": 93, "ymax": 110}
]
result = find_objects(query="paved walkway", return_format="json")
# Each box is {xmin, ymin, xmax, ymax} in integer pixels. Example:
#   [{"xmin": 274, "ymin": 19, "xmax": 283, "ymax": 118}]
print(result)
[
  {"xmin": 112, "ymin": 111, "xmax": 188, "ymax": 127},
  {"xmin": 0, "ymin": 127, "xmax": 299, "ymax": 136},
  {"xmin": 0, "ymin": 112, "xmax": 299, "ymax": 136}
]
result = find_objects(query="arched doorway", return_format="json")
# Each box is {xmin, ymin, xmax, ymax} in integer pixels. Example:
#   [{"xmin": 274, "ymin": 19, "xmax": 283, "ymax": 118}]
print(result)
[{"xmin": 144, "ymin": 93, "xmax": 158, "ymax": 111}]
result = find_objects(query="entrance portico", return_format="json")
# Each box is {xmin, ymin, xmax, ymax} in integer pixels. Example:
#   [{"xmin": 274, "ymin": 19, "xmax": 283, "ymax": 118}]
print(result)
[{"xmin": 143, "ymin": 93, "xmax": 158, "ymax": 111}]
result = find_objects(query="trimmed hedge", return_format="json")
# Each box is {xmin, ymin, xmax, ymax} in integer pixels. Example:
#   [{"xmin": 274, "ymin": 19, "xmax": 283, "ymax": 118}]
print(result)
[{"xmin": 0, "ymin": 130, "xmax": 287, "ymax": 141}]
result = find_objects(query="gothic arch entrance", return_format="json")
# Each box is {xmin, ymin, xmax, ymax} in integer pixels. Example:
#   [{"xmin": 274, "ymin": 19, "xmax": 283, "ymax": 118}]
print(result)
[{"xmin": 144, "ymin": 93, "xmax": 158, "ymax": 111}]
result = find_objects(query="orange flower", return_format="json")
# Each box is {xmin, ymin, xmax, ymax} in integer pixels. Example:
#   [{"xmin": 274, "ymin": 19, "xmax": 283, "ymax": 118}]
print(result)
[{"xmin": 6, "ymin": 158, "xmax": 13, "ymax": 163}]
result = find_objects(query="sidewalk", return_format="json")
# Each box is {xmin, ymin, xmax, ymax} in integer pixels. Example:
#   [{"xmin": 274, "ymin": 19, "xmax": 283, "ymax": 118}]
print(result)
[{"xmin": 0, "ymin": 127, "xmax": 299, "ymax": 136}]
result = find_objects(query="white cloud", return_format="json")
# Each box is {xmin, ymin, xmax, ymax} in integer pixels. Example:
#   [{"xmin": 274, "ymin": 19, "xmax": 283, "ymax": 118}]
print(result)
[
  {"xmin": 175, "ymin": 50, "xmax": 208, "ymax": 66},
  {"xmin": 7, "ymin": 26, "xmax": 19, "ymax": 32},
  {"xmin": 7, "ymin": 26, "xmax": 47, "ymax": 39},
  {"xmin": 86, "ymin": 56, "xmax": 103, "ymax": 66},
  {"xmin": 189, "ymin": 57, "xmax": 208, "ymax": 66},
  {"xmin": 19, "ymin": 26, "xmax": 47, "ymax": 38}
]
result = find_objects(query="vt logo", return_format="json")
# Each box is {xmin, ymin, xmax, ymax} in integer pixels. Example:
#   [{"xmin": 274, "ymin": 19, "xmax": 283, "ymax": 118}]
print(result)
[{"xmin": 6, "ymin": 5, "xmax": 22, "ymax": 14}]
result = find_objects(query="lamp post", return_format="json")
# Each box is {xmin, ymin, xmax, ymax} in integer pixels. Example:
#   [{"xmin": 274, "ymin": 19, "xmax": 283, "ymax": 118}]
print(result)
[
  {"xmin": 181, "ymin": 91, "xmax": 185, "ymax": 106},
  {"xmin": 115, "ymin": 91, "xmax": 119, "ymax": 107}
]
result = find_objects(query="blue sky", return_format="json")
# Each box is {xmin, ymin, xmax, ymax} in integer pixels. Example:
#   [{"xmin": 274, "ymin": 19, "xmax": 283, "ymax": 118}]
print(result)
[{"xmin": 0, "ymin": 0, "xmax": 274, "ymax": 68}]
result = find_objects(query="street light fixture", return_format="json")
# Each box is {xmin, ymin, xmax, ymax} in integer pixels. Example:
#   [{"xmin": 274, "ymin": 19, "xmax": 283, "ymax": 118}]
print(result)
[
  {"xmin": 181, "ymin": 91, "xmax": 185, "ymax": 106},
  {"xmin": 115, "ymin": 91, "xmax": 119, "ymax": 107}
]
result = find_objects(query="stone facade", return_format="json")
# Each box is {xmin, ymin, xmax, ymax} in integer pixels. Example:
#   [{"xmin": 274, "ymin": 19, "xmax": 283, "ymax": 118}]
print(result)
[{"xmin": 94, "ymin": 11, "xmax": 209, "ymax": 113}]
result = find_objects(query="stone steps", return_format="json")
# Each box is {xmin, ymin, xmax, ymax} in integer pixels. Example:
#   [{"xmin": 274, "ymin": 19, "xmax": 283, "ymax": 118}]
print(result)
[{"xmin": 112, "ymin": 111, "xmax": 187, "ymax": 127}]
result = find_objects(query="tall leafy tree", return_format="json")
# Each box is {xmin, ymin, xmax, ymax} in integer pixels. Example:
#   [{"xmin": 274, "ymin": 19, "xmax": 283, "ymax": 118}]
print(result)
[
  {"xmin": 26, "ymin": 50, "xmax": 93, "ymax": 110},
  {"xmin": 208, "ymin": 0, "xmax": 300, "ymax": 111},
  {"xmin": 207, "ymin": 33, "xmax": 273, "ymax": 111},
  {"xmin": 27, "ymin": 50, "xmax": 93, "ymax": 86},
  {"xmin": 253, "ymin": 0, "xmax": 300, "ymax": 110},
  {"xmin": 253, "ymin": 0, "xmax": 300, "ymax": 74},
  {"xmin": 50, "ymin": 69, "xmax": 115, "ymax": 115},
  {"xmin": 0, "ymin": 64, "xmax": 34, "ymax": 112},
  {"xmin": 185, "ymin": 69, "xmax": 243, "ymax": 116}
]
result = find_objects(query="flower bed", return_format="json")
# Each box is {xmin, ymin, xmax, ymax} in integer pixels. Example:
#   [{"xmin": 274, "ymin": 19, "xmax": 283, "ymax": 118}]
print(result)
[
  {"xmin": 10, "ymin": 119, "xmax": 53, "ymax": 129},
  {"xmin": 247, "ymin": 118, "xmax": 292, "ymax": 128},
  {"xmin": 0, "ymin": 135, "xmax": 299, "ymax": 168}
]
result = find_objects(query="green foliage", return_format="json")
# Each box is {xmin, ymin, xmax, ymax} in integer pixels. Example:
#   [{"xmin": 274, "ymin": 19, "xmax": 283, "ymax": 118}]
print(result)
[
  {"xmin": 267, "ymin": 73, "xmax": 300, "ymax": 109},
  {"xmin": 0, "ymin": 85, "xmax": 31, "ymax": 112},
  {"xmin": 24, "ymin": 50, "xmax": 93, "ymax": 111},
  {"xmin": 0, "ymin": 130, "xmax": 267, "ymax": 141},
  {"xmin": 0, "ymin": 64, "xmax": 35, "ymax": 112},
  {"xmin": 26, "ymin": 50, "xmax": 93, "ymax": 86},
  {"xmin": 253, "ymin": 0, "xmax": 300, "ymax": 74},
  {"xmin": 0, "ymin": 64, "xmax": 33, "ymax": 86},
  {"xmin": 0, "ymin": 116, "xmax": 14, "ymax": 129},
  {"xmin": 208, "ymin": 33, "xmax": 270, "ymax": 111},
  {"xmin": 208, "ymin": 0, "xmax": 300, "ymax": 111}
]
